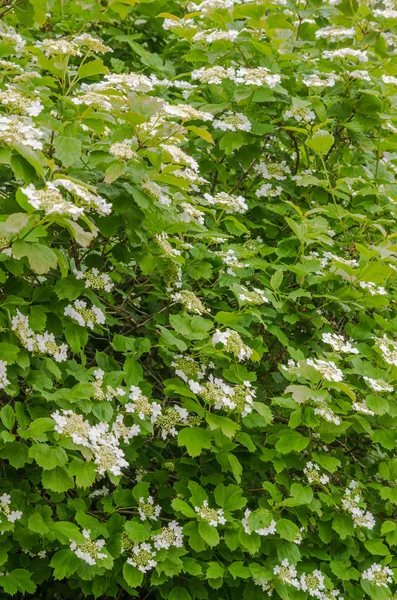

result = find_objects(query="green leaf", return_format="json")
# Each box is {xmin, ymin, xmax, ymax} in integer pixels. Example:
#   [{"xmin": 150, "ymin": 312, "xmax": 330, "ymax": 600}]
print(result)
[
  {"xmin": 125, "ymin": 521, "xmax": 151, "ymax": 542},
  {"xmin": 178, "ymin": 427, "xmax": 212, "ymax": 457},
  {"xmin": 281, "ymin": 483, "xmax": 313, "ymax": 506},
  {"xmin": 206, "ymin": 413, "xmax": 239, "ymax": 438},
  {"xmin": 68, "ymin": 458, "xmax": 96, "ymax": 488},
  {"xmin": 307, "ymin": 130, "xmax": 335, "ymax": 155},
  {"xmin": 0, "ymin": 569, "xmax": 36, "ymax": 595},
  {"xmin": 169, "ymin": 587, "xmax": 192, "ymax": 600},
  {"xmin": 275, "ymin": 430, "xmax": 309, "ymax": 454},
  {"xmin": 0, "ymin": 405, "xmax": 15, "ymax": 430},
  {"xmin": 54, "ymin": 136, "xmax": 82, "ymax": 167},
  {"xmin": 78, "ymin": 59, "xmax": 109, "ymax": 80},
  {"xmin": 198, "ymin": 521, "xmax": 220, "ymax": 547},
  {"xmin": 42, "ymin": 467, "xmax": 74, "ymax": 492},
  {"xmin": 214, "ymin": 484, "xmax": 246, "ymax": 511},
  {"xmin": 276, "ymin": 519, "xmax": 300, "ymax": 541},
  {"xmin": 171, "ymin": 498, "xmax": 196, "ymax": 518},
  {"xmin": 50, "ymin": 550, "xmax": 80, "ymax": 580},
  {"xmin": 29, "ymin": 444, "xmax": 68, "ymax": 470},
  {"xmin": 123, "ymin": 562, "xmax": 144, "ymax": 588},
  {"xmin": 12, "ymin": 241, "xmax": 58, "ymax": 274}
]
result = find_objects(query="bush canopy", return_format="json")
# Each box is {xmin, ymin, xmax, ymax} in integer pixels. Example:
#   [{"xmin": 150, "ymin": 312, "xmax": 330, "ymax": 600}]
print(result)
[{"xmin": 0, "ymin": 0, "xmax": 397, "ymax": 598}]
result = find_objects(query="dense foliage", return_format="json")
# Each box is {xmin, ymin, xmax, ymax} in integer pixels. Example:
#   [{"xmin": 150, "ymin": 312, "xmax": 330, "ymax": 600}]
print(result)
[{"xmin": 1, "ymin": 0, "xmax": 397, "ymax": 598}]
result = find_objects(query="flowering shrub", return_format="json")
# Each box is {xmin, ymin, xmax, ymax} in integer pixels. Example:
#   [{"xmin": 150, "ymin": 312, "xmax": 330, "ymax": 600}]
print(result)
[{"xmin": 1, "ymin": 0, "xmax": 397, "ymax": 598}]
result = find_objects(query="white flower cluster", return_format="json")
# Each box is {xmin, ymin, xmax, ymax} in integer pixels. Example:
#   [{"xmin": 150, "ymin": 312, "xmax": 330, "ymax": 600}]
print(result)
[
  {"xmin": 0, "ymin": 86, "xmax": 43, "ymax": 116},
  {"xmin": 254, "ymin": 160, "xmax": 291, "ymax": 181},
  {"xmin": 352, "ymin": 400, "xmax": 374, "ymax": 416},
  {"xmin": 361, "ymin": 563, "xmax": 393, "ymax": 588},
  {"xmin": 313, "ymin": 398, "xmax": 341, "ymax": 426},
  {"xmin": 238, "ymin": 285, "xmax": 269, "ymax": 305},
  {"xmin": 179, "ymin": 202, "xmax": 205, "ymax": 225},
  {"xmin": 153, "ymin": 405, "xmax": 190, "ymax": 440},
  {"xmin": 284, "ymin": 105, "xmax": 316, "ymax": 123},
  {"xmin": 363, "ymin": 377, "xmax": 393, "ymax": 392},
  {"xmin": 255, "ymin": 183, "xmax": 283, "ymax": 198},
  {"xmin": 359, "ymin": 281, "xmax": 387, "ymax": 295},
  {"xmin": 192, "ymin": 66, "xmax": 281, "ymax": 87},
  {"xmin": 376, "ymin": 335, "xmax": 397, "ymax": 367},
  {"xmin": 242, "ymin": 509, "xmax": 276, "ymax": 536},
  {"xmin": 171, "ymin": 290, "xmax": 208, "ymax": 314},
  {"xmin": 75, "ymin": 268, "xmax": 114, "ymax": 292},
  {"xmin": 171, "ymin": 355, "xmax": 207, "ymax": 389},
  {"xmin": 126, "ymin": 542, "xmax": 157, "ymax": 573},
  {"xmin": 204, "ymin": 191, "xmax": 248, "ymax": 213},
  {"xmin": 307, "ymin": 358, "xmax": 343, "ymax": 382},
  {"xmin": 315, "ymin": 26, "xmax": 356, "ymax": 41},
  {"xmin": 64, "ymin": 300, "xmax": 106, "ymax": 329},
  {"xmin": 142, "ymin": 180, "xmax": 171, "ymax": 206},
  {"xmin": 322, "ymin": 48, "xmax": 368, "ymax": 62},
  {"xmin": 212, "ymin": 111, "xmax": 251, "ymax": 132},
  {"xmin": 300, "ymin": 570, "xmax": 326, "ymax": 597},
  {"xmin": 192, "ymin": 29, "xmax": 242, "ymax": 44},
  {"xmin": 52, "ymin": 409, "xmax": 139, "ymax": 476},
  {"xmin": 125, "ymin": 386, "xmax": 162, "ymax": 421},
  {"xmin": 110, "ymin": 140, "xmax": 137, "ymax": 160},
  {"xmin": 321, "ymin": 332, "xmax": 358, "ymax": 354},
  {"xmin": 302, "ymin": 72, "xmax": 338, "ymax": 87},
  {"xmin": 161, "ymin": 144, "xmax": 199, "ymax": 172},
  {"xmin": 341, "ymin": 481, "xmax": 375, "ymax": 530},
  {"xmin": 199, "ymin": 375, "xmax": 255, "ymax": 417},
  {"xmin": 37, "ymin": 34, "xmax": 111, "ymax": 57},
  {"xmin": 304, "ymin": 462, "xmax": 330, "ymax": 485},
  {"xmin": 195, "ymin": 500, "xmax": 226, "ymax": 527},
  {"xmin": 138, "ymin": 496, "xmax": 161, "ymax": 521},
  {"xmin": 0, "ymin": 360, "xmax": 9, "ymax": 390},
  {"xmin": 212, "ymin": 328, "xmax": 252, "ymax": 361},
  {"xmin": 273, "ymin": 559, "xmax": 300, "ymax": 588},
  {"xmin": 0, "ymin": 493, "xmax": 22, "ymax": 523},
  {"xmin": 153, "ymin": 521, "xmax": 183, "ymax": 550},
  {"xmin": 0, "ymin": 115, "xmax": 44, "ymax": 150},
  {"xmin": 156, "ymin": 232, "xmax": 181, "ymax": 258},
  {"xmin": 70, "ymin": 529, "xmax": 107, "ymax": 565},
  {"xmin": 11, "ymin": 310, "xmax": 68, "ymax": 362},
  {"xmin": 22, "ymin": 180, "xmax": 111, "ymax": 220},
  {"xmin": 92, "ymin": 369, "xmax": 125, "ymax": 402}
]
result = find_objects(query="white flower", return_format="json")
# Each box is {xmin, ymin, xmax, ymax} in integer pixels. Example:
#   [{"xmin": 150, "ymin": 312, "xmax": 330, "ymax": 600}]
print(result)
[
  {"xmin": 383, "ymin": 75, "xmax": 397, "ymax": 85},
  {"xmin": 300, "ymin": 570, "xmax": 326, "ymax": 596},
  {"xmin": 75, "ymin": 267, "xmax": 114, "ymax": 292},
  {"xmin": 138, "ymin": 496, "xmax": 161, "ymax": 521},
  {"xmin": 125, "ymin": 387, "xmax": 162, "ymax": 421},
  {"xmin": 213, "ymin": 111, "xmax": 251, "ymax": 132},
  {"xmin": 304, "ymin": 462, "xmax": 330, "ymax": 485},
  {"xmin": 363, "ymin": 377, "xmax": 393, "ymax": 392},
  {"xmin": 212, "ymin": 328, "xmax": 252, "ymax": 361},
  {"xmin": 352, "ymin": 401, "xmax": 374, "ymax": 416},
  {"xmin": 0, "ymin": 115, "xmax": 44, "ymax": 150},
  {"xmin": 153, "ymin": 521, "xmax": 183, "ymax": 550},
  {"xmin": 315, "ymin": 26, "xmax": 356, "ymax": 41},
  {"xmin": 0, "ymin": 360, "xmax": 10, "ymax": 390},
  {"xmin": 70, "ymin": 529, "xmax": 107, "ymax": 565},
  {"xmin": 362, "ymin": 563, "xmax": 393, "ymax": 588},
  {"xmin": 126, "ymin": 543, "xmax": 157, "ymax": 573},
  {"xmin": 0, "ymin": 493, "xmax": 22, "ymax": 524},
  {"xmin": 204, "ymin": 191, "xmax": 248, "ymax": 213},
  {"xmin": 322, "ymin": 48, "xmax": 368, "ymax": 62},
  {"xmin": 273, "ymin": 559, "xmax": 300, "ymax": 589},
  {"xmin": 64, "ymin": 300, "xmax": 106, "ymax": 329},
  {"xmin": 307, "ymin": 358, "xmax": 343, "ymax": 382},
  {"xmin": 359, "ymin": 281, "xmax": 387, "ymax": 296},
  {"xmin": 195, "ymin": 500, "xmax": 226, "ymax": 527},
  {"xmin": 322, "ymin": 332, "xmax": 359, "ymax": 354},
  {"xmin": 12, "ymin": 310, "xmax": 68, "ymax": 362}
]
